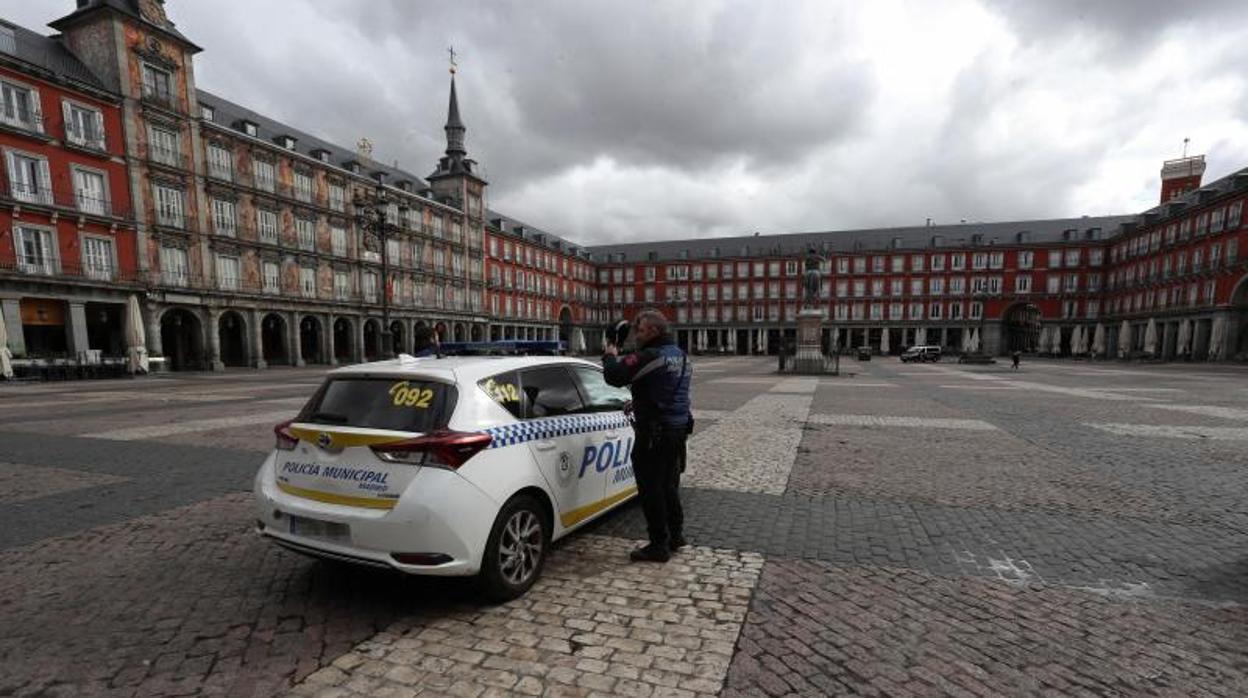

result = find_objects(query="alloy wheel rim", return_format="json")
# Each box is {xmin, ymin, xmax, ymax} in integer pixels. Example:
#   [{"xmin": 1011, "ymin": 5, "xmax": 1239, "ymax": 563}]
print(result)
[{"xmin": 499, "ymin": 509, "xmax": 542, "ymax": 586}]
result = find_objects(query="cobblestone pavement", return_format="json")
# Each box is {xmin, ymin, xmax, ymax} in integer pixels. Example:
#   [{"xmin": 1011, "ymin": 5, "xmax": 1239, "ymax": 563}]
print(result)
[{"xmin": 3, "ymin": 357, "xmax": 1248, "ymax": 695}]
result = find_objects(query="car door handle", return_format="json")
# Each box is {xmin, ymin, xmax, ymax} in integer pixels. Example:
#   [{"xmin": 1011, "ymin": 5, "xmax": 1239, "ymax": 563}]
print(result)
[
  {"xmin": 603, "ymin": 431, "xmax": 620, "ymax": 440},
  {"xmin": 534, "ymin": 440, "xmax": 557, "ymax": 452}
]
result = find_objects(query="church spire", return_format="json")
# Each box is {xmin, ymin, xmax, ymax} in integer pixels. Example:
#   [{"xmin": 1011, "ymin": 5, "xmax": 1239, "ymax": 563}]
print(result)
[{"xmin": 444, "ymin": 73, "xmax": 466, "ymax": 156}]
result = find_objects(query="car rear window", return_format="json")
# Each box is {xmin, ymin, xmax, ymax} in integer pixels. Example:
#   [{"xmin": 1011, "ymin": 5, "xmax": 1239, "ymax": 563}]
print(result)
[{"xmin": 298, "ymin": 377, "xmax": 457, "ymax": 433}]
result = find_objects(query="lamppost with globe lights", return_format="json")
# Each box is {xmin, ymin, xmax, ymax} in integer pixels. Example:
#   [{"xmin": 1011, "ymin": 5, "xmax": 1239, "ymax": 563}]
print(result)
[{"xmin": 353, "ymin": 177, "xmax": 408, "ymax": 360}]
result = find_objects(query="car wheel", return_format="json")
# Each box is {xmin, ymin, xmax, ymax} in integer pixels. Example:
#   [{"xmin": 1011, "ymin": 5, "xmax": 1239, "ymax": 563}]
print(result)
[{"xmin": 478, "ymin": 494, "xmax": 549, "ymax": 602}]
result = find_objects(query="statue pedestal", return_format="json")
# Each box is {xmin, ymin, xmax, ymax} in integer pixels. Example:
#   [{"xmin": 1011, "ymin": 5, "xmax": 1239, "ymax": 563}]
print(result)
[{"xmin": 793, "ymin": 309, "xmax": 827, "ymax": 374}]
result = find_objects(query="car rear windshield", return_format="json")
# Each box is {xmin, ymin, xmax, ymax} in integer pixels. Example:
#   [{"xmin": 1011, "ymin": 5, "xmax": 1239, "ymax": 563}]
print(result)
[{"xmin": 297, "ymin": 377, "xmax": 457, "ymax": 433}]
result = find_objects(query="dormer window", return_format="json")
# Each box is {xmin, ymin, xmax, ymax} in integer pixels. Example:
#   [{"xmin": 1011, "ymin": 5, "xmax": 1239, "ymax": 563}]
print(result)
[
  {"xmin": 201, "ymin": 104, "xmax": 214, "ymax": 121},
  {"xmin": 240, "ymin": 121, "xmax": 257, "ymax": 137},
  {"xmin": 345, "ymin": 161, "xmax": 361, "ymax": 174},
  {"xmin": 312, "ymin": 149, "xmax": 330, "ymax": 163},
  {"xmin": 277, "ymin": 135, "xmax": 297, "ymax": 150}
]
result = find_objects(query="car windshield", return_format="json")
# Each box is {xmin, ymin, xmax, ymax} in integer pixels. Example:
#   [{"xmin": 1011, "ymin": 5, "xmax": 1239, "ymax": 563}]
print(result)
[{"xmin": 298, "ymin": 377, "xmax": 457, "ymax": 433}]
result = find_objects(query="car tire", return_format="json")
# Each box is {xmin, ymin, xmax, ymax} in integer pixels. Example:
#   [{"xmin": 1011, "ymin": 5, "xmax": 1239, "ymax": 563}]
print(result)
[{"xmin": 478, "ymin": 494, "xmax": 549, "ymax": 602}]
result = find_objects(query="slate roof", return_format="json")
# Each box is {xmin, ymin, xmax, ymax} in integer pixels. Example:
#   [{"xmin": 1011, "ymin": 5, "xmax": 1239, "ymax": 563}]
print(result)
[
  {"xmin": 0, "ymin": 20, "xmax": 106, "ymax": 91},
  {"xmin": 485, "ymin": 209, "xmax": 591, "ymax": 259},
  {"xmin": 197, "ymin": 88, "xmax": 434, "ymax": 195},
  {"xmin": 49, "ymin": 0, "xmax": 200, "ymax": 51}
]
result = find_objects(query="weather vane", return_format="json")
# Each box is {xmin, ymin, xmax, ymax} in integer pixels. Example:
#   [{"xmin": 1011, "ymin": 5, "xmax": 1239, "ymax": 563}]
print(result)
[
  {"xmin": 448, "ymin": 45, "xmax": 458, "ymax": 75},
  {"xmin": 1182, "ymin": 137, "xmax": 1190, "ymax": 158}
]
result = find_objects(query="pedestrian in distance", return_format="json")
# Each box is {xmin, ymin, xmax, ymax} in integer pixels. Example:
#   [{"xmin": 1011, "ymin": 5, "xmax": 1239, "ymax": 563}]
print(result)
[
  {"xmin": 1011, "ymin": 350, "xmax": 1021, "ymax": 370},
  {"xmin": 411, "ymin": 325, "xmax": 440, "ymax": 358},
  {"xmin": 602, "ymin": 310, "xmax": 693, "ymax": 563}
]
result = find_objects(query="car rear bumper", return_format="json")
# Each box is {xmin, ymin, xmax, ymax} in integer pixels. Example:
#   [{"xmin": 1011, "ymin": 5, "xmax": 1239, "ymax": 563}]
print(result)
[{"xmin": 253, "ymin": 454, "xmax": 498, "ymax": 576}]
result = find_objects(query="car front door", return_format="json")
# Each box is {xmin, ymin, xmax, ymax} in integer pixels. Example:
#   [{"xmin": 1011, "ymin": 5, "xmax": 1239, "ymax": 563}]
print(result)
[
  {"xmin": 518, "ymin": 366, "xmax": 604, "ymax": 526},
  {"xmin": 569, "ymin": 366, "xmax": 636, "ymax": 508}
]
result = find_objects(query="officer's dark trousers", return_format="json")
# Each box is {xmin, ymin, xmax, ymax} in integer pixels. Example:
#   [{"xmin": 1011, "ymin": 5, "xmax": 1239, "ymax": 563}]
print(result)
[{"xmin": 632, "ymin": 426, "xmax": 686, "ymax": 546}]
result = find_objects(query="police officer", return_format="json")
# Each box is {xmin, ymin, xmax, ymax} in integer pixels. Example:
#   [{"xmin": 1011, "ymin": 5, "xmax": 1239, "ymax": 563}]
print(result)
[
  {"xmin": 603, "ymin": 310, "xmax": 692, "ymax": 563},
  {"xmin": 411, "ymin": 325, "xmax": 439, "ymax": 358}
]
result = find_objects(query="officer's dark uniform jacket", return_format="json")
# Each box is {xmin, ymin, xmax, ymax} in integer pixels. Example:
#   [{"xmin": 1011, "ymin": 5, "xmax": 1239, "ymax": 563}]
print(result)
[{"xmin": 602, "ymin": 335, "xmax": 691, "ymax": 430}]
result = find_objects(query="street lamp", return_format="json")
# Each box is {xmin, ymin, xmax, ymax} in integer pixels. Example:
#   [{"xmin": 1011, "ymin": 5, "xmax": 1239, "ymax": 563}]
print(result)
[{"xmin": 354, "ymin": 178, "xmax": 408, "ymax": 360}]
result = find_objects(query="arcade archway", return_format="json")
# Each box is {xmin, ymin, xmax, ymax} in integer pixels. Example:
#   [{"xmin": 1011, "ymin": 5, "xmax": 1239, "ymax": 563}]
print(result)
[
  {"xmin": 1003, "ymin": 303, "xmax": 1042, "ymax": 353},
  {"xmin": 262, "ymin": 314, "xmax": 289, "ymax": 365},
  {"xmin": 218, "ymin": 311, "xmax": 248, "ymax": 367},
  {"xmin": 333, "ymin": 318, "xmax": 354, "ymax": 363},
  {"xmin": 160, "ymin": 308, "xmax": 204, "ymax": 371}
]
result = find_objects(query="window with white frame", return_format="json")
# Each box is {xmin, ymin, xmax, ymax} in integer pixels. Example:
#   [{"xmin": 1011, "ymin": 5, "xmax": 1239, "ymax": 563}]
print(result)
[
  {"xmin": 889, "ymin": 302, "xmax": 902, "ymax": 320},
  {"xmin": 972, "ymin": 252, "xmax": 987, "ymax": 270},
  {"xmin": 63, "ymin": 101, "xmax": 104, "ymax": 149},
  {"xmin": 1086, "ymin": 300, "xmax": 1099, "ymax": 319},
  {"xmin": 6, "ymin": 150, "xmax": 52, "ymax": 204},
  {"xmin": 1015, "ymin": 275, "xmax": 1032, "ymax": 293},
  {"xmin": 147, "ymin": 124, "xmax": 180, "ymax": 166},
  {"xmin": 216, "ymin": 254, "xmax": 240, "ymax": 290},
  {"xmin": 835, "ymin": 280, "xmax": 847, "ymax": 297},
  {"xmin": 852, "ymin": 279, "xmax": 865, "ymax": 297},
  {"xmin": 72, "ymin": 167, "xmax": 108, "ymax": 215},
  {"xmin": 988, "ymin": 276, "xmax": 1002, "ymax": 294},
  {"xmin": 909, "ymin": 302, "xmax": 924, "ymax": 319},
  {"xmin": 851, "ymin": 302, "xmax": 864, "ymax": 320},
  {"xmin": 1065, "ymin": 249, "xmax": 1081, "ymax": 267},
  {"xmin": 207, "ymin": 143, "xmax": 232, "ymax": 180},
  {"xmin": 930, "ymin": 278, "xmax": 945, "ymax": 295},
  {"xmin": 160, "ymin": 246, "xmax": 188, "ymax": 286},
  {"xmin": 722, "ymin": 284, "xmax": 734, "ymax": 301},
  {"xmin": 989, "ymin": 252, "xmax": 1004, "ymax": 269},
  {"xmin": 971, "ymin": 276, "xmax": 988, "ymax": 293},
  {"xmin": 785, "ymin": 260, "xmax": 798, "ymax": 275},
  {"xmin": 1047, "ymin": 250, "xmax": 1062, "ymax": 268},
  {"xmin": 257, "ymin": 209, "xmax": 278, "ymax": 244},
  {"xmin": 910, "ymin": 279, "xmax": 924, "ymax": 295},
  {"xmin": 300, "ymin": 266, "xmax": 316, "ymax": 298},
  {"xmin": 331, "ymin": 224, "xmax": 347, "ymax": 256},
  {"xmin": 969, "ymin": 301, "xmax": 983, "ymax": 320},
  {"xmin": 82, "ymin": 236, "xmax": 114, "ymax": 280},
  {"xmin": 141, "ymin": 63, "xmax": 173, "ymax": 104},
  {"xmin": 871, "ymin": 257, "xmax": 884, "ymax": 273},
  {"xmin": 295, "ymin": 217, "xmax": 315, "ymax": 251},
  {"xmin": 931, "ymin": 254, "xmax": 945, "ymax": 271},
  {"xmin": 1205, "ymin": 280, "xmax": 1217, "ymax": 304},
  {"xmin": 293, "ymin": 171, "xmax": 313, "ymax": 202},
  {"xmin": 950, "ymin": 253, "xmax": 965, "ymax": 270},
  {"xmin": 869, "ymin": 303, "xmax": 883, "ymax": 320},
  {"xmin": 949, "ymin": 303, "xmax": 963, "ymax": 320},
  {"xmin": 890, "ymin": 279, "xmax": 903, "ymax": 296},
  {"xmin": 212, "ymin": 198, "xmax": 236, "ymax": 237},
  {"xmin": 263, "ymin": 261, "xmax": 279, "ymax": 294},
  {"xmin": 891, "ymin": 256, "xmax": 905, "ymax": 273},
  {"xmin": 929, "ymin": 303, "xmax": 942, "ymax": 319},
  {"xmin": 334, "ymin": 271, "xmax": 350, "ymax": 300},
  {"xmin": 853, "ymin": 257, "xmax": 867, "ymax": 273},
  {"xmin": 1087, "ymin": 274, "xmax": 1101, "ymax": 292},
  {"xmin": 1, "ymin": 79, "xmax": 41, "ymax": 132},
  {"xmin": 910, "ymin": 254, "xmax": 925, "ymax": 272},
  {"xmin": 152, "ymin": 183, "xmax": 184, "ymax": 228},
  {"xmin": 835, "ymin": 304, "xmax": 848, "ymax": 320},
  {"xmin": 253, "ymin": 159, "xmax": 275, "ymax": 192},
  {"xmin": 836, "ymin": 257, "xmax": 849, "ymax": 274},
  {"xmin": 363, "ymin": 271, "xmax": 379, "ymax": 302},
  {"xmin": 871, "ymin": 279, "xmax": 884, "ymax": 297},
  {"xmin": 949, "ymin": 276, "xmax": 965, "ymax": 294},
  {"xmin": 1046, "ymin": 275, "xmax": 1061, "ymax": 294},
  {"xmin": 1017, "ymin": 250, "xmax": 1033, "ymax": 269},
  {"xmin": 1088, "ymin": 249, "xmax": 1103, "ymax": 266},
  {"xmin": 14, "ymin": 225, "xmax": 56, "ymax": 274}
]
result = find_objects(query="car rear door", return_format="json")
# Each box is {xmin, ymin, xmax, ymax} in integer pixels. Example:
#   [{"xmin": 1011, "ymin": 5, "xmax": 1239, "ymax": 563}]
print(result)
[{"xmin": 516, "ymin": 365, "xmax": 606, "ymax": 526}]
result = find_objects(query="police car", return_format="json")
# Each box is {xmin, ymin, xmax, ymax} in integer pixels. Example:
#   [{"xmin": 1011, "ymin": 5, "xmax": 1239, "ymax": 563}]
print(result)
[{"xmin": 253, "ymin": 354, "xmax": 635, "ymax": 601}]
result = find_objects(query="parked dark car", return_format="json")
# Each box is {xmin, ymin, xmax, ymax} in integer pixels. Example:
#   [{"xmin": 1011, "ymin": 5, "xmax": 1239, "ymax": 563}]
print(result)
[{"xmin": 856, "ymin": 346, "xmax": 872, "ymax": 361}]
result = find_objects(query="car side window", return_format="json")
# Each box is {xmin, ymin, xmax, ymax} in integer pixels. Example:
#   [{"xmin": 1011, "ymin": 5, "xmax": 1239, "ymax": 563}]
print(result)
[
  {"xmin": 570, "ymin": 366, "xmax": 630, "ymax": 412},
  {"xmin": 519, "ymin": 366, "xmax": 585, "ymax": 419},
  {"xmin": 479, "ymin": 370, "xmax": 523, "ymax": 419}
]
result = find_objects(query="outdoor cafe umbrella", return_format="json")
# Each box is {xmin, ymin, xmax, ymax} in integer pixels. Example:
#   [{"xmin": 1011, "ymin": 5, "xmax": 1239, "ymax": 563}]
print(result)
[
  {"xmin": 1092, "ymin": 323, "xmax": 1106, "ymax": 357},
  {"xmin": 1177, "ymin": 318, "xmax": 1192, "ymax": 357},
  {"xmin": 0, "ymin": 308, "xmax": 12, "ymax": 380},
  {"xmin": 880, "ymin": 326, "xmax": 891, "ymax": 354},
  {"xmin": 1143, "ymin": 318, "xmax": 1158, "ymax": 357},
  {"xmin": 125, "ymin": 294, "xmax": 149, "ymax": 375},
  {"xmin": 968, "ymin": 328, "xmax": 980, "ymax": 353},
  {"xmin": 1074, "ymin": 325, "xmax": 1087, "ymax": 356},
  {"xmin": 1051, "ymin": 325, "xmax": 1064, "ymax": 356},
  {"xmin": 1037, "ymin": 326, "xmax": 1051, "ymax": 355},
  {"xmin": 1118, "ymin": 320, "xmax": 1132, "ymax": 358},
  {"xmin": 915, "ymin": 327, "xmax": 927, "ymax": 346},
  {"xmin": 1209, "ymin": 316, "xmax": 1227, "ymax": 361}
]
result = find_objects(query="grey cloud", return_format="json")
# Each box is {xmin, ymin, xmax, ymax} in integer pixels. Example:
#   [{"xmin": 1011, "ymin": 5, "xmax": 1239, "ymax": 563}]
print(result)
[{"xmin": 981, "ymin": 0, "xmax": 1248, "ymax": 44}]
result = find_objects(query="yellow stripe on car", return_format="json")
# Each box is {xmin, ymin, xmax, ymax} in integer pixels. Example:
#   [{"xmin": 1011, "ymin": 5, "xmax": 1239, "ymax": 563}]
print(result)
[
  {"xmin": 277, "ymin": 480, "xmax": 398, "ymax": 510},
  {"xmin": 560, "ymin": 487, "xmax": 638, "ymax": 528},
  {"xmin": 288, "ymin": 426, "xmax": 408, "ymax": 449}
]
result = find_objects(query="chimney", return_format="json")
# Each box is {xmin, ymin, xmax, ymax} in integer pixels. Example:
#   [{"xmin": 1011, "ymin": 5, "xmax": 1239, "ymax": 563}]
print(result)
[{"xmin": 1160, "ymin": 154, "xmax": 1205, "ymax": 203}]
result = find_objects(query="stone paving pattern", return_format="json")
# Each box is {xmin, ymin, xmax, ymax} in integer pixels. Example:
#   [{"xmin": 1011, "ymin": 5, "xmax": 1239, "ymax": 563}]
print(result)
[{"xmin": 4, "ymin": 358, "xmax": 1248, "ymax": 695}]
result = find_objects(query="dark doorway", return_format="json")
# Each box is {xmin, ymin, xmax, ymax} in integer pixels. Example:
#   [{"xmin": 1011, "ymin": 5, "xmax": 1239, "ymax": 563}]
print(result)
[
  {"xmin": 19, "ymin": 298, "xmax": 68, "ymax": 356},
  {"xmin": 263, "ymin": 314, "xmax": 289, "ymax": 365},
  {"xmin": 471, "ymin": 324, "xmax": 483, "ymax": 342},
  {"xmin": 333, "ymin": 318, "xmax": 353, "ymax": 363},
  {"xmin": 299, "ymin": 316, "xmax": 321, "ymax": 364},
  {"xmin": 218, "ymin": 311, "xmax": 247, "ymax": 367},
  {"xmin": 389, "ymin": 320, "xmax": 404, "ymax": 355},
  {"xmin": 1004, "ymin": 303, "xmax": 1042, "ymax": 352},
  {"xmin": 160, "ymin": 308, "xmax": 203, "ymax": 371},
  {"xmin": 363, "ymin": 320, "xmax": 379, "ymax": 361},
  {"xmin": 86, "ymin": 302, "xmax": 125, "ymax": 356}
]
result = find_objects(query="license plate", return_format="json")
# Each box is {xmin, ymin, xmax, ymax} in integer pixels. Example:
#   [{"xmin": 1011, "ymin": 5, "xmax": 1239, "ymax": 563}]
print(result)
[{"xmin": 289, "ymin": 515, "xmax": 350, "ymax": 542}]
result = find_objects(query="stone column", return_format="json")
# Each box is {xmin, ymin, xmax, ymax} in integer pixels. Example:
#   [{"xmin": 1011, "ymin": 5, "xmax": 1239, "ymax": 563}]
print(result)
[
  {"xmin": 289, "ymin": 311, "xmax": 305, "ymax": 367},
  {"xmin": 67, "ymin": 302, "xmax": 90, "ymax": 357},
  {"xmin": 252, "ymin": 309, "xmax": 267, "ymax": 369},
  {"xmin": 145, "ymin": 303, "xmax": 163, "ymax": 358},
  {"xmin": 355, "ymin": 316, "xmax": 366, "ymax": 363},
  {"xmin": 207, "ymin": 308, "xmax": 225, "ymax": 371},
  {"xmin": 325, "ymin": 313, "xmax": 337, "ymax": 366},
  {"xmin": 1, "ymin": 298, "xmax": 25, "ymax": 358}
]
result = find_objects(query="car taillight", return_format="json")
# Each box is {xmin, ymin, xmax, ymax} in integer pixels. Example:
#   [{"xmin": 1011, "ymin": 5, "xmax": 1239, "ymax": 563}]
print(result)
[
  {"xmin": 274, "ymin": 420, "xmax": 299, "ymax": 451},
  {"xmin": 370, "ymin": 430, "xmax": 492, "ymax": 469}
]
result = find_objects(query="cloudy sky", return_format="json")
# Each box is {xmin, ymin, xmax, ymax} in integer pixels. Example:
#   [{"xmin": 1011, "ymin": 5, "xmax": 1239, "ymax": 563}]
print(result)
[{"xmin": 8, "ymin": 0, "xmax": 1248, "ymax": 245}]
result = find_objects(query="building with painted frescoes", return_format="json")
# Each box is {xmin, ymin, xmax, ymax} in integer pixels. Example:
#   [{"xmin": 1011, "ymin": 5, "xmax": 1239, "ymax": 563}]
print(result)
[{"xmin": 1, "ymin": 1, "xmax": 1247, "ymax": 372}]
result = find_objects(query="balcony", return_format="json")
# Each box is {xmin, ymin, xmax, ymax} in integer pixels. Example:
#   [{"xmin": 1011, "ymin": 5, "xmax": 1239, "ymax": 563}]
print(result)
[
  {"xmin": 1, "ymin": 174, "xmax": 133, "ymax": 219},
  {"xmin": 140, "ymin": 84, "xmax": 181, "ymax": 113},
  {"xmin": 65, "ymin": 125, "xmax": 107, "ymax": 154},
  {"xmin": 0, "ymin": 258, "xmax": 140, "ymax": 284},
  {"xmin": 154, "ymin": 209, "xmax": 194, "ymax": 232},
  {"xmin": 0, "ymin": 105, "xmax": 48, "ymax": 139},
  {"xmin": 207, "ymin": 163, "xmax": 233, "ymax": 182},
  {"xmin": 147, "ymin": 145, "xmax": 189, "ymax": 170}
]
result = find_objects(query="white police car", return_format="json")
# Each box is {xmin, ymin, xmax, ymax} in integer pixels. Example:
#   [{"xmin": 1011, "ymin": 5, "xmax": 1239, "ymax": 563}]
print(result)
[{"xmin": 253, "ymin": 354, "xmax": 635, "ymax": 601}]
